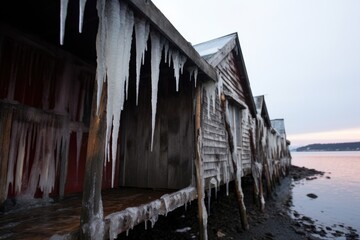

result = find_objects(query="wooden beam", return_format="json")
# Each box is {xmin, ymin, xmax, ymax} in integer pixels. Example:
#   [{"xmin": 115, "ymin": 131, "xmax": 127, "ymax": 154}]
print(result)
[
  {"xmin": 220, "ymin": 94, "xmax": 249, "ymax": 230},
  {"xmin": 194, "ymin": 85, "xmax": 208, "ymax": 240},
  {"xmin": 0, "ymin": 104, "xmax": 13, "ymax": 206},
  {"xmin": 126, "ymin": 0, "xmax": 217, "ymax": 81},
  {"xmin": 80, "ymin": 82, "xmax": 107, "ymax": 239}
]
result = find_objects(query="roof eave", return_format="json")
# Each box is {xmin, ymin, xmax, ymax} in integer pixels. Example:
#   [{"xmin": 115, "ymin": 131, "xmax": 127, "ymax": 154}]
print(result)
[{"xmin": 126, "ymin": 0, "xmax": 217, "ymax": 82}]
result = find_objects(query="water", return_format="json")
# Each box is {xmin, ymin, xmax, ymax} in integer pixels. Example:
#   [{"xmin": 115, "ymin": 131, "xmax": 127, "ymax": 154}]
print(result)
[{"xmin": 291, "ymin": 151, "xmax": 360, "ymax": 238}]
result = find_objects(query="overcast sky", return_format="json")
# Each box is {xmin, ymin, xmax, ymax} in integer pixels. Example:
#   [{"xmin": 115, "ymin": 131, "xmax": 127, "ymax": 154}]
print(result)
[{"xmin": 152, "ymin": 0, "xmax": 360, "ymax": 146}]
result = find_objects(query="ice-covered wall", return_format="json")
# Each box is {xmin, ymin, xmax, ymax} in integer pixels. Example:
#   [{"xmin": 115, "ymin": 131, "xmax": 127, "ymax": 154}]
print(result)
[
  {"xmin": 90, "ymin": 0, "xmax": 193, "ymax": 187},
  {"xmin": 0, "ymin": 33, "xmax": 93, "ymax": 199}
]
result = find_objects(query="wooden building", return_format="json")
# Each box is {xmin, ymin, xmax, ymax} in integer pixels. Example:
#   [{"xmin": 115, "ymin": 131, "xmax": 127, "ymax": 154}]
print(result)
[{"xmin": 0, "ymin": 1, "xmax": 291, "ymax": 239}]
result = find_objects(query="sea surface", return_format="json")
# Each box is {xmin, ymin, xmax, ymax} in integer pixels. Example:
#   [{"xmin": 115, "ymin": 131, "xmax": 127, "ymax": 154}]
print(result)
[{"xmin": 291, "ymin": 151, "xmax": 360, "ymax": 238}]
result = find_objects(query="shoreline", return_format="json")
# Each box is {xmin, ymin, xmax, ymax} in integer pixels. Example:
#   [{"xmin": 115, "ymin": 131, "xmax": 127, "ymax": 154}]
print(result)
[{"xmin": 116, "ymin": 165, "xmax": 359, "ymax": 239}]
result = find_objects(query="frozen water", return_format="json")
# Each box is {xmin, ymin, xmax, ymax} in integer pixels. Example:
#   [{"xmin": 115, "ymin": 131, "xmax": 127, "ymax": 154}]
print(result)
[
  {"xmin": 134, "ymin": 17, "xmax": 150, "ymax": 106},
  {"xmin": 79, "ymin": 0, "xmax": 87, "ymax": 33},
  {"xmin": 60, "ymin": 0, "xmax": 69, "ymax": 45},
  {"xmin": 171, "ymin": 50, "xmax": 187, "ymax": 92},
  {"xmin": 95, "ymin": 0, "xmax": 106, "ymax": 113},
  {"xmin": 150, "ymin": 31, "xmax": 164, "ymax": 151},
  {"xmin": 203, "ymin": 81, "xmax": 217, "ymax": 119},
  {"xmin": 103, "ymin": 0, "xmax": 134, "ymax": 187}
]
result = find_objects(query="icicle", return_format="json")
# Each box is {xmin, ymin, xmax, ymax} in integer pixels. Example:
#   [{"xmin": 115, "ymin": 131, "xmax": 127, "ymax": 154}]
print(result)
[
  {"xmin": 60, "ymin": 0, "xmax": 69, "ymax": 45},
  {"xmin": 79, "ymin": 0, "xmax": 87, "ymax": 33},
  {"xmin": 14, "ymin": 123, "xmax": 27, "ymax": 194},
  {"xmin": 194, "ymin": 67, "xmax": 198, "ymax": 87},
  {"xmin": 150, "ymin": 31, "xmax": 164, "ymax": 151},
  {"xmin": 171, "ymin": 50, "xmax": 187, "ymax": 92},
  {"xmin": 188, "ymin": 66, "xmax": 198, "ymax": 87},
  {"xmin": 163, "ymin": 40, "xmax": 169, "ymax": 64},
  {"xmin": 6, "ymin": 120, "xmax": 20, "ymax": 195},
  {"xmin": 217, "ymin": 71, "xmax": 223, "ymax": 101},
  {"xmin": 95, "ymin": 0, "xmax": 107, "ymax": 113},
  {"xmin": 134, "ymin": 17, "xmax": 150, "ymax": 106},
  {"xmin": 103, "ymin": 0, "xmax": 134, "ymax": 187},
  {"xmin": 203, "ymin": 81, "xmax": 217, "ymax": 119}
]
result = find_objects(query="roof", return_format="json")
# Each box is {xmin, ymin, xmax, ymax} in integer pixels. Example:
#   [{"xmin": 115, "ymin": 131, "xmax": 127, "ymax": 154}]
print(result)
[
  {"xmin": 194, "ymin": 33, "xmax": 257, "ymax": 118},
  {"xmin": 193, "ymin": 33, "xmax": 237, "ymax": 60},
  {"xmin": 254, "ymin": 95, "xmax": 271, "ymax": 127},
  {"xmin": 271, "ymin": 119, "xmax": 286, "ymax": 136}
]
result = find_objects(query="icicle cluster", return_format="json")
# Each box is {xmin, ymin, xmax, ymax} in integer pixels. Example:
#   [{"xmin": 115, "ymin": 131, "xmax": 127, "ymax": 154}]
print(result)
[
  {"xmin": 60, "ymin": 0, "xmax": 88, "ymax": 44},
  {"xmin": 6, "ymin": 109, "xmax": 70, "ymax": 200},
  {"xmin": 90, "ymin": 0, "xmax": 192, "ymax": 185}
]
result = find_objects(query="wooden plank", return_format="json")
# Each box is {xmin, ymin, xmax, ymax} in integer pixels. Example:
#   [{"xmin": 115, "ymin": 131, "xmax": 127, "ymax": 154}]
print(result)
[{"xmin": 0, "ymin": 104, "xmax": 13, "ymax": 206}]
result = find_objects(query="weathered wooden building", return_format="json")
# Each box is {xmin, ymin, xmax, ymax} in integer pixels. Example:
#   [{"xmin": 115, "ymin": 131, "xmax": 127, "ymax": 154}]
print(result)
[{"xmin": 0, "ymin": 0, "xmax": 291, "ymax": 239}]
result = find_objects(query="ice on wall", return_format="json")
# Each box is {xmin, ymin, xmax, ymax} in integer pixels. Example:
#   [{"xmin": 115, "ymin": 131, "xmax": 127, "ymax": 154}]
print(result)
[
  {"xmin": 60, "ymin": 0, "xmax": 69, "ymax": 45},
  {"xmin": 6, "ymin": 111, "xmax": 70, "ymax": 200},
  {"xmin": 134, "ymin": 17, "xmax": 150, "ymax": 106},
  {"xmin": 149, "ymin": 31, "xmax": 164, "ymax": 151},
  {"xmin": 203, "ymin": 81, "xmax": 217, "ymax": 119}
]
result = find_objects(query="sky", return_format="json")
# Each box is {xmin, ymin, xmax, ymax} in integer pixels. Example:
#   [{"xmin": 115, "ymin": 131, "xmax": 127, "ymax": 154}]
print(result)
[{"xmin": 152, "ymin": 0, "xmax": 360, "ymax": 147}]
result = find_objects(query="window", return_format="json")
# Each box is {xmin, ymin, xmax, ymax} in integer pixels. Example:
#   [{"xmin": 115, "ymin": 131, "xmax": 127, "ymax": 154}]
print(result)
[{"xmin": 228, "ymin": 103, "xmax": 242, "ymax": 150}]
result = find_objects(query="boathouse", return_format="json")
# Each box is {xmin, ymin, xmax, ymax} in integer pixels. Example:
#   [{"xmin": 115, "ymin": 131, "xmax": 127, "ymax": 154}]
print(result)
[{"xmin": 0, "ymin": 0, "xmax": 291, "ymax": 239}]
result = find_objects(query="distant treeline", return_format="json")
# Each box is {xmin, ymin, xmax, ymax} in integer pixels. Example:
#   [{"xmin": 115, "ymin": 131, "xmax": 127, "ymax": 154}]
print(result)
[{"xmin": 296, "ymin": 141, "xmax": 360, "ymax": 152}]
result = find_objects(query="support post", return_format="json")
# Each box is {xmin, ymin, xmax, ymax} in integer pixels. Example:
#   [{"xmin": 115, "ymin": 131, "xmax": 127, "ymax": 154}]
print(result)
[
  {"xmin": 249, "ymin": 129, "xmax": 265, "ymax": 211},
  {"xmin": 220, "ymin": 94, "xmax": 249, "ymax": 230},
  {"xmin": 0, "ymin": 104, "xmax": 13, "ymax": 207},
  {"xmin": 80, "ymin": 82, "xmax": 107, "ymax": 240},
  {"xmin": 194, "ymin": 85, "xmax": 208, "ymax": 240}
]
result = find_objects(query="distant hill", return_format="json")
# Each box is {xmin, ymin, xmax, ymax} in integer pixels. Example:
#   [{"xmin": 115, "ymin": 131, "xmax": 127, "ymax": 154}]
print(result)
[{"xmin": 296, "ymin": 141, "xmax": 360, "ymax": 152}]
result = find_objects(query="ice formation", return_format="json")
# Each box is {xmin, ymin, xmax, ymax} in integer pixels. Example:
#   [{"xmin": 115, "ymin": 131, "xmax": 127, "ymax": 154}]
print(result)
[
  {"xmin": 188, "ymin": 66, "xmax": 198, "ymax": 87},
  {"xmin": 100, "ymin": 0, "xmax": 134, "ymax": 187},
  {"xmin": 171, "ymin": 50, "xmax": 187, "ymax": 92},
  {"xmin": 149, "ymin": 31, "xmax": 164, "ymax": 151},
  {"xmin": 6, "ymin": 110, "xmax": 70, "ymax": 200},
  {"xmin": 134, "ymin": 17, "xmax": 150, "ymax": 106},
  {"xmin": 79, "ymin": 0, "xmax": 87, "ymax": 33},
  {"xmin": 60, "ymin": 0, "xmax": 69, "ymax": 45},
  {"xmin": 106, "ymin": 187, "xmax": 196, "ymax": 239},
  {"xmin": 203, "ymin": 81, "xmax": 217, "ymax": 119}
]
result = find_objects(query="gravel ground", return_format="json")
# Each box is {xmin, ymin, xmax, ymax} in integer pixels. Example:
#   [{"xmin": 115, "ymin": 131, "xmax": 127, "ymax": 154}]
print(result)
[{"xmin": 116, "ymin": 165, "xmax": 359, "ymax": 240}]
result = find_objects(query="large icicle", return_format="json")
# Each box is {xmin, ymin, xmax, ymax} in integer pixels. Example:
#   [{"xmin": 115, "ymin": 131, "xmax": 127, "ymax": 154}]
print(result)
[
  {"xmin": 104, "ymin": 0, "xmax": 134, "ymax": 187},
  {"xmin": 95, "ymin": 0, "xmax": 107, "ymax": 112},
  {"xmin": 60, "ymin": 0, "xmax": 69, "ymax": 45},
  {"xmin": 149, "ymin": 31, "xmax": 164, "ymax": 151},
  {"xmin": 134, "ymin": 17, "xmax": 150, "ymax": 106}
]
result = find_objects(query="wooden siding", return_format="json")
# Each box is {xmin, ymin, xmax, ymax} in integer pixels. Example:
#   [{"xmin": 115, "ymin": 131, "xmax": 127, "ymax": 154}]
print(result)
[
  {"xmin": 121, "ymin": 71, "xmax": 194, "ymax": 190},
  {"xmin": 201, "ymin": 88, "xmax": 233, "ymax": 186},
  {"xmin": 217, "ymin": 52, "xmax": 253, "ymax": 176}
]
